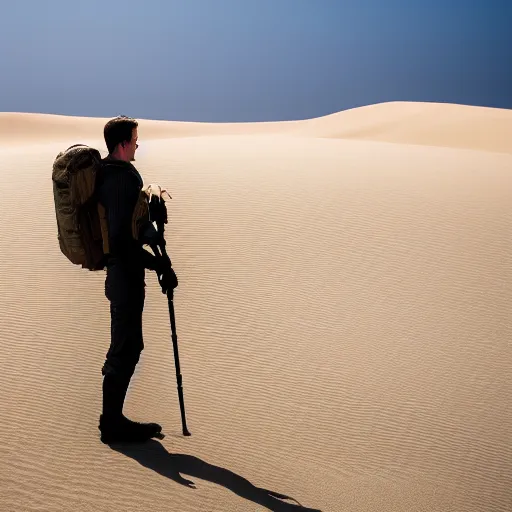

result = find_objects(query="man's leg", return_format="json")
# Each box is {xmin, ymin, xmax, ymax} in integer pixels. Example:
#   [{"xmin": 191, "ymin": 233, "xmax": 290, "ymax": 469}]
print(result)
[
  {"xmin": 101, "ymin": 297, "xmax": 144, "ymax": 419},
  {"xmin": 99, "ymin": 289, "xmax": 162, "ymax": 443}
]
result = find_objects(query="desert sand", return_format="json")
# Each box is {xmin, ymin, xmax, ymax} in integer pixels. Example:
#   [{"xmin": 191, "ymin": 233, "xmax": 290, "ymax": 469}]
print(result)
[{"xmin": 0, "ymin": 101, "xmax": 511, "ymax": 511}]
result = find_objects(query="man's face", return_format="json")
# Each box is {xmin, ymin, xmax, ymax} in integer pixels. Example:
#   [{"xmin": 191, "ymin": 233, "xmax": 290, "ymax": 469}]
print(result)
[{"xmin": 129, "ymin": 127, "xmax": 139, "ymax": 161}]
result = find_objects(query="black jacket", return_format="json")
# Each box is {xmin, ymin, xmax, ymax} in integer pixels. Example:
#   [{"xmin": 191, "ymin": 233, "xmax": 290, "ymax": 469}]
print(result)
[{"xmin": 96, "ymin": 157, "xmax": 158, "ymax": 277}]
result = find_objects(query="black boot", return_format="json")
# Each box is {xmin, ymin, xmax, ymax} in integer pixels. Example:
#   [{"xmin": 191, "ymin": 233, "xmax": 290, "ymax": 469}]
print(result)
[
  {"xmin": 98, "ymin": 414, "xmax": 163, "ymax": 444},
  {"xmin": 100, "ymin": 371, "xmax": 163, "ymax": 444}
]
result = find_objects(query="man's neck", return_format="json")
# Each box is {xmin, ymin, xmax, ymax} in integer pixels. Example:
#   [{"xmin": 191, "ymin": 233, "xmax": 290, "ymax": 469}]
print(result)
[
  {"xmin": 109, "ymin": 152, "xmax": 130, "ymax": 162},
  {"xmin": 107, "ymin": 153, "xmax": 132, "ymax": 164}
]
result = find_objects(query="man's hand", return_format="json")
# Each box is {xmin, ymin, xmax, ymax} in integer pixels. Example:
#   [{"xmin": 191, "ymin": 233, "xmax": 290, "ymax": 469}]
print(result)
[{"xmin": 157, "ymin": 266, "xmax": 178, "ymax": 294}]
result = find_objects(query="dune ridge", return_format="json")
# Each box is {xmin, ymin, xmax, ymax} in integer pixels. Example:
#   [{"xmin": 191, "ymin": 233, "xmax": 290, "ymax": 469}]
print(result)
[
  {"xmin": 1, "ymin": 101, "xmax": 511, "ymax": 154},
  {"xmin": 295, "ymin": 101, "xmax": 512, "ymax": 154},
  {"xmin": 0, "ymin": 102, "xmax": 511, "ymax": 511}
]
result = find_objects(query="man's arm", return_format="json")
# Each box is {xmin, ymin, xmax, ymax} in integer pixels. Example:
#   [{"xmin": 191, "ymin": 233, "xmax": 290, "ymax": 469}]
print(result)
[{"xmin": 104, "ymin": 170, "xmax": 159, "ymax": 270}]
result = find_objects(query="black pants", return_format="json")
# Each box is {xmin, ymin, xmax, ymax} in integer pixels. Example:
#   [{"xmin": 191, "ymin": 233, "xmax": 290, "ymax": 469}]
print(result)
[
  {"xmin": 102, "ymin": 295, "xmax": 145, "ymax": 376},
  {"xmin": 102, "ymin": 265, "xmax": 146, "ymax": 418}
]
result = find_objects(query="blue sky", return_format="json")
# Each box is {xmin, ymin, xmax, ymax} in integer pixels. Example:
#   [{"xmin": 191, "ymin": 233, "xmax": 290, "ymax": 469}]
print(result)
[{"xmin": 1, "ymin": 0, "xmax": 511, "ymax": 121}]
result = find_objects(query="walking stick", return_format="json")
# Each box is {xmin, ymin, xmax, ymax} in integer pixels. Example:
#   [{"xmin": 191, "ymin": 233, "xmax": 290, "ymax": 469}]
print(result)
[
  {"xmin": 167, "ymin": 288, "xmax": 191, "ymax": 436},
  {"xmin": 143, "ymin": 184, "xmax": 191, "ymax": 436}
]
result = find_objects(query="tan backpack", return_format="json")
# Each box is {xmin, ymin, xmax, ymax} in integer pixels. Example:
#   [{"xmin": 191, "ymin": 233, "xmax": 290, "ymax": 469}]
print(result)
[{"xmin": 52, "ymin": 144, "xmax": 107, "ymax": 270}]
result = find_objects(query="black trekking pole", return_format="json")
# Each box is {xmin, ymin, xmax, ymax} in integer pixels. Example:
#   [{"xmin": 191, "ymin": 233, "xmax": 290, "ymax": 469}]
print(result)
[
  {"xmin": 151, "ymin": 241, "xmax": 191, "ymax": 436},
  {"xmin": 167, "ymin": 287, "xmax": 191, "ymax": 436},
  {"xmin": 145, "ymin": 186, "xmax": 191, "ymax": 437}
]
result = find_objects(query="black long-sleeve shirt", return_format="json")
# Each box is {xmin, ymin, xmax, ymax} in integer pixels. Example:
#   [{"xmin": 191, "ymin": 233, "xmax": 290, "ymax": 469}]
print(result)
[{"xmin": 97, "ymin": 158, "xmax": 158, "ymax": 278}]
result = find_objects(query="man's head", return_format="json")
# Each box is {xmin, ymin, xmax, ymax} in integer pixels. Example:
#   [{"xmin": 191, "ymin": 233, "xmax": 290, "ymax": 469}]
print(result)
[{"xmin": 104, "ymin": 115, "xmax": 139, "ymax": 162}]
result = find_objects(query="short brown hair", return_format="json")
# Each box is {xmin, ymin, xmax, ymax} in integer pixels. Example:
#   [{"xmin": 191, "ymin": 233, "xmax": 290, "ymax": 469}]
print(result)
[{"xmin": 104, "ymin": 115, "xmax": 138, "ymax": 154}]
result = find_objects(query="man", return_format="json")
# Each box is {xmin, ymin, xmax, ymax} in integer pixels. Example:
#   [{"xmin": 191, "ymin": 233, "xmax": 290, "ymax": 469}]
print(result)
[{"xmin": 96, "ymin": 115, "xmax": 176, "ymax": 444}]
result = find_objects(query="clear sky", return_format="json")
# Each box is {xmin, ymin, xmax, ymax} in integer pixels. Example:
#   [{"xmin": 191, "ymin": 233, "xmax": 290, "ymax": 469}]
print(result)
[{"xmin": 1, "ymin": 0, "xmax": 511, "ymax": 122}]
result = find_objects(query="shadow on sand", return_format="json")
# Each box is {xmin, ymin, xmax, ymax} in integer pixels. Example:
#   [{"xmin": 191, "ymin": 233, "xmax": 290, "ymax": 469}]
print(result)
[{"xmin": 110, "ymin": 439, "xmax": 322, "ymax": 511}]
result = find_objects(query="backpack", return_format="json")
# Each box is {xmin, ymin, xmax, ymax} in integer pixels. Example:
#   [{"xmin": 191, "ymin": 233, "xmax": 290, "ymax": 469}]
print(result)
[{"xmin": 52, "ymin": 144, "xmax": 107, "ymax": 271}]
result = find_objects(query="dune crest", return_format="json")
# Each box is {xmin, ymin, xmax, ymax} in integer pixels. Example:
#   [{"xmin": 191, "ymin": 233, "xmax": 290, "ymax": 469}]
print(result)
[
  {"xmin": 1, "ymin": 101, "xmax": 511, "ymax": 154},
  {"xmin": 295, "ymin": 101, "xmax": 512, "ymax": 154}
]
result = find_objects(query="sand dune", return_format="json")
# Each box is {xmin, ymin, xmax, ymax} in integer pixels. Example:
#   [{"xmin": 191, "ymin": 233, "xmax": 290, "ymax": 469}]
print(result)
[
  {"xmin": 295, "ymin": 101, "xmax": 512, "ymax": 154},
  {"xmin": 0, "ymin": 111, "xmax": 295, "ymax": 147},
  {"xmin": 2, "ymin": 101, "xmax": 511, "ymax": 153},
  {"xmin": 1, "ymin": 102, "xmax": 511, "ymax": 511}
]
